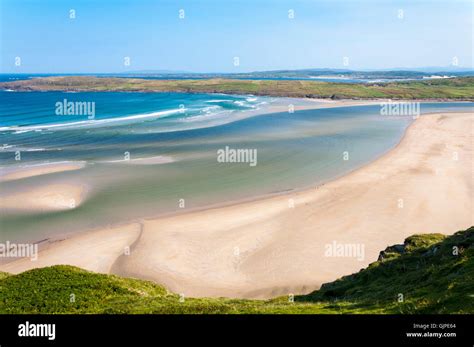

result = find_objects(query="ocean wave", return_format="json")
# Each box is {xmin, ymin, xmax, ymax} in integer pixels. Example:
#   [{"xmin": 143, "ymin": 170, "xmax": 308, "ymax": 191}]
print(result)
[
  {"xmin": 201, "ymin": 105, "xmax": 222, "ymax": 114},
  {"xmin": 21, "ymin": 148, "xmax": 50, "ymax": 152},
  {"xmin": 206, "ymin": 98, "xmax": 259, "ymax": 107},
  {"xmin": 179, "ymin": 110, "xmax": 230, "ymax": 122},
  {"xmin": 205, "ymin": 99, "xmax": 233, "ymax": 103},
  {"xmin": 13, "ymin": 130, "xmax": 32, "ymax": 134},
  {"xmin": 0, "ymin": 108, "xmax": 185, "ymax": 132},
  {"xmin": 0, "ymin": 145, "xmax": 58, "ymax": 152}
]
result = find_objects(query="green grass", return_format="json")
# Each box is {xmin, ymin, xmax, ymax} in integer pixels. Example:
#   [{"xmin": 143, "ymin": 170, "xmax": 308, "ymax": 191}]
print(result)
[
  {"xmin": 302, "ymin": 228, "xmax": 474, "ymax": 314},
  {"xmin": 0, "ymin": 272, "xmax": 10, "ymax": 281},
  {"xmin": 2, "ymin": 76, "xmax": 473, "ymax": 100},
  {"xmin": 0, "ymin": 227, "xmax": 472, "ymax": 314}
]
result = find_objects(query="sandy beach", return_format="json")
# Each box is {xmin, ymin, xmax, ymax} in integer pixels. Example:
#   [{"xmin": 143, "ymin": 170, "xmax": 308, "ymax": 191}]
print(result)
[{"xmin": 0, "ymin": 110, "xmax": 472, "ymax": 299}]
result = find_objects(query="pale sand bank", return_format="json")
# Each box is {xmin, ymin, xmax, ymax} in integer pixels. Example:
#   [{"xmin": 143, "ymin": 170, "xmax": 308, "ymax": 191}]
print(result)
[
  {"xmin": 102, "ymin": 155, "xmax": 175, "ymax": 165},
  {"xmin": 1, "ymin": 112, "xmax": 472, "ymax": 299},
  {"xmin": 0, "ymin": 161, "xmax": 86, "ymax": 182},
  {"xmin": 249, "ymin": 98, "xmax": 383, "ymax": 117},
  {"xmin": 0, "ymin": 183, "xmax": 88, "ymax": 212}
]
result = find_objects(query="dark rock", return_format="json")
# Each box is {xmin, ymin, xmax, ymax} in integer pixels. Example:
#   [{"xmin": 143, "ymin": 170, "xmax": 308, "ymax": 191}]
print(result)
[{"xmin": 378, "ymin": 243, "xmax": 405, "ymax": 261}]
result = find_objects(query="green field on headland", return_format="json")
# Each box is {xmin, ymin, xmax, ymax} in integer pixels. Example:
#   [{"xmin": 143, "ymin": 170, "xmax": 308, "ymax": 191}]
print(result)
[
  {"xmin": 2, "ymin": 76, "xmax": 473, "ymax": 100},
  {"xmin": 1, "ymin": 227, "xmax": 472, "ymax": 314}
]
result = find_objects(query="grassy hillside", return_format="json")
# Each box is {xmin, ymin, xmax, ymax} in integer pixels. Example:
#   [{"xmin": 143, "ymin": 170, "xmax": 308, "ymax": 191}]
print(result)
[
  {"xmin": 1, "ymin": 76, "xmax": 473, "ymax": 100},
  {"xmin": 300, "ymin": 230, "xmax": 474, "ymax": 313},
  {"xmin": 0, "ymin": 227, "xmax": 472, "ymax": 314}
]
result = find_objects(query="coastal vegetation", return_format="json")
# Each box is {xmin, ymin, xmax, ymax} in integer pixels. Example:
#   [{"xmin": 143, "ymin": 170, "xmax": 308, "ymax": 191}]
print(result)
[
  {"xmin": 1, "ymin": 76, "xmax": 473, "ymax": 100},
  {"xmin": 1, "ymin": 227, "xmax": 472, "ymax": 314}
]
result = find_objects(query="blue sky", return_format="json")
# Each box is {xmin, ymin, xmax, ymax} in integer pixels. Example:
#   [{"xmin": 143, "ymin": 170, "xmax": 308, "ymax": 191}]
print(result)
[{"xmin": 1, "ymin": 0, "xmax": 472, "ymax": 73}]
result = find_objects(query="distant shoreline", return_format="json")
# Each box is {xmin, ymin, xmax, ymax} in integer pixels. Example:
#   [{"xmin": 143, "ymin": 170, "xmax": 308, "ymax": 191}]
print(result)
[{"xmin": 1, "ymin": 76, "xmax": 473, "ymax": 101}]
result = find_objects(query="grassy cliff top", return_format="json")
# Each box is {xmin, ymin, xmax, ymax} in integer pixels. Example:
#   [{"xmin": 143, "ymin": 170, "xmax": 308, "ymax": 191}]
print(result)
[
  {"xmin": 0, "ymin": 227, "xmax": 472, "ymax": 314},
  {"xmin": 1, "ymin": 76, "xmax": 473, "ymax": 100}
]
